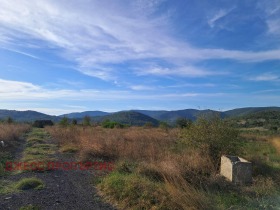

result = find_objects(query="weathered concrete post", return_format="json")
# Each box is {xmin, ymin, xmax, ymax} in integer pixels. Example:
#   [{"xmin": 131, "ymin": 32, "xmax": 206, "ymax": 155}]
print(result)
[{"xmin": 220, "ymin": 155, "xmax": 252, "ymax": 185}]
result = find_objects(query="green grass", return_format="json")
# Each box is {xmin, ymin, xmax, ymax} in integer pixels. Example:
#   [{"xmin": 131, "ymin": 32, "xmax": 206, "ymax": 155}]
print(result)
[
  {"xmin": 26, "ymin": 128, "xmax": 50, "ymax": 139},
  {"xmin": 0, "ymin": 152, "xmax": 13, "ymax": 176},
  {"xmin": 26, "ymin": 137, "xmax": 45, "ymax": 147},
  {"xmin": 15, "ymin": 177, "xmax": 44, "ymax": 190},
  {"xmin": 19, "ymin": 205, "xmax": 40, "ymax": 210},
  {"xmin": 0, "ymin": 180, "xmax": 16, "ymax": 194},
  {"xmin": 0, "ymin": 177, "xmax": 44, "ymax": 194},
  {"xmin": 212, "ymin": 133, "xmax": 280, "ymax": 209},
  {"xmin": 98, "ymin": 171, "xmax": 169, "ymax": 209},
  {"xmin": 19, "ymin": 128, "xmax": 57, "ymax": 172}
]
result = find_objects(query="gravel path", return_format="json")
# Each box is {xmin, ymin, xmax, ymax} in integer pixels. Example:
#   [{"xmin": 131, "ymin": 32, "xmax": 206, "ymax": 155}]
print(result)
[{"xmin": 0, "ymin": 130, "xmax": 116, "ymax": 210}]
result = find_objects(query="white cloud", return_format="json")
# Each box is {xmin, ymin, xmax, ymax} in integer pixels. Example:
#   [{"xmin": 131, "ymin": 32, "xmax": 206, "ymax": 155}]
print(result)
[
  {"xmin": 249, "ymin": 73, "xmax": 279, "ymax": 81},
  {"xmin": 267, "ymin": 19, "xmax": 280, "ymax": 35},
  {"xmin": 0, "ymin": 78, "xmax": 222, "ymax": 101},
  {"xmin": 1, "ymin": 0, "xmax": 280, "ymax": 81},
  {"xmin": 137, "ymin": 65, "xmax": 225, "ymax": 77},
  {"xmin": 0, "ymin": 79, "xmax": 40, "ymax": 93},
  {"xmin": 208, "ymin": 9, "xmax": 232, "ymax": 28},
  {"xmin": 1, "ymin": 47, "xmax": 40, "ymax": 59},
  {"xmin": 129, "ymin": 85, "xmax": 155, "ymax": 91}
]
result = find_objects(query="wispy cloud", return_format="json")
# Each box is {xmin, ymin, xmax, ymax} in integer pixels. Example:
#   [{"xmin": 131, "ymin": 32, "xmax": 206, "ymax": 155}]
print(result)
[
  {"xmin": 267, "ymin": 19, "xmax": 280, "ymax": 35},
  {"xmin": 208, "ymin": 8, "xmax": 233, "ymax": 28},
  {"xmin": 1, "ymin": 47, "xmax": 40, "ymax": 59},
  {"xmin": 0, "ymin": 78, "xmax": 222, "ymax": 101},
  {"xmin": 129, "ymin": 85, "xmax": 155, "ymax": 91},
  {"xmin": 137, "ymin": 65, "xmax": 225, "ymax": 77},
  {"xmin": 249, "ymin": 73, "xmax": 279, "ymax": 81},
  {"xmin": 1, "ymin": 1, "xmax": 280, "ymax": 82}
]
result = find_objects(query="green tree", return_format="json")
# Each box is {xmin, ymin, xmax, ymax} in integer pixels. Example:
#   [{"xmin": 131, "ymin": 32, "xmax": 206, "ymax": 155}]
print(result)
[
  {"xmin": 83, "ymin": 116, "xmax": 91, "ymax": 126},
  {"xmin": 59, "ymin": 116, "xmax": 69, "ymax": 126},
  {"xmin": 6, "ymin": 116, "xmax": 14, "ymax": 124},
  {"xmin": 72, "ymin": 119, "xmax": 78, "ymax": 125},
  {"xmin": 143, "ymin": 122, "xmax": 153, "ymax": 128},
  {"xmin": 176, "ymin": 117, "xmax": 192, "ymax": 128},
  {"xmin": 159, "ymin": 121, "xmax": 169, "ymax": 130}
]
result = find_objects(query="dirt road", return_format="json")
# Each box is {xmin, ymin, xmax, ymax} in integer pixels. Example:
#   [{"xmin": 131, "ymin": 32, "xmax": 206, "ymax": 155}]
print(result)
[{"xmin": 0, "ymin": 129, "xmax": 115, "ymax": 210}]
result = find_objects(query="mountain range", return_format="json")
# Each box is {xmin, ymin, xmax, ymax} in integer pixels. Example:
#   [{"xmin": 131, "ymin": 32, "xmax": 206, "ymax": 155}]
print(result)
[{"xmin": 0, "ymin": 107, "xmax": 280, "ymax": 126}]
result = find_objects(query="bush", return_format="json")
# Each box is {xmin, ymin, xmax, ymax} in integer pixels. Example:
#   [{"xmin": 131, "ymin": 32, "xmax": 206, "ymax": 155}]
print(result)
[
  {"xmin": 143, "ymin": 122, "xmax": 153, "ymax": 128},
  {"xmin": 180, "ymin": 116, "xmax": 242, "ymax": 169},
  {"xmin": 6, "ymin": 117, "xmax": 14, "ymax": 124},
  {"xmin": 102, "ymin": 119, "xmax": 124, "ymax": 128},
  {"xmin": 176, "ymin": 118, "xmax": 192, "ymax": 128},
  {"xmin": 59, "ymin": 116, "xmax": 69, "ymax": 126},
  {"xmin": 72, "ymin": 119, "xmax": 78, "ymax": 125},
  {"xmin": 159, "ymin": 121, "xmax": 170, "ymax": 130},
  {"xmin": 33, "ymin": 120, "xmax": 54, "ymax": 128},
  {"xmin": 83, "ymin": 116, "xmax": 91, "ymax": 126}
]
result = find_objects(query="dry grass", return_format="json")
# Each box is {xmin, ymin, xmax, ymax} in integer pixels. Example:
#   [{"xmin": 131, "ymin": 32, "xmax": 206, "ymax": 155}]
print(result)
[
  {"xmin": 0, "ymin": 124, "xmax": 31, "ymax": 143},
  {"xmin": 46, "ymin": 126, "xmax": 178, "ymax": 162},
  {"xmin": 0, "ymin": 123, "xmax": 31, "ymax": 176},
  {"xmin": 46, "ymin": 125, "xmax": 214, "ymax": 209},
  {"xmin": 46, "ymin": 125, "xmax": 280, "ymax": 209},
  {"xmin": 271, "ymin": 137, "xmax": 280, "ymax": 154},
  {"xmin": 0, "ymin": 124, "xmax": 31, "ymax": 154}
]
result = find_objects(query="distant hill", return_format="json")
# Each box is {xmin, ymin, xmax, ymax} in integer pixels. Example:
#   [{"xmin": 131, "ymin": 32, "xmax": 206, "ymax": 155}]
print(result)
[
  {"xmin": 229, "ymin": 109, "xmax": 280, "ymax": 128},
  {"xmin": 1, "ymin": 106, "xmax": 279, "ymax": 125},
  {"xmin": 61, "ymin": 111, "xmax": 109, "ymax": 118},
  {"xmin": 133, "ymin": 109, "xmax": 224, "ymax": 122},
  {"xmin": 92, "ymin": 111, "xmax": 159, "ymax": 126},
  {"xmin": 223, "ymin": 107, "xmax": 280, "ymax": 118},
  {"xmin": 0, "ymin": 110, "xmax": 59, "ymax": 122},
  {"xmin": 242, "ymin": 110, "xmax": 280, "ymax": 120}
]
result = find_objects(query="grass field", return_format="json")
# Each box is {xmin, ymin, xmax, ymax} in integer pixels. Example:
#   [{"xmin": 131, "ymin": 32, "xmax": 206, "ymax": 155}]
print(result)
[
  {"xmin": 46, "ymin": 119, "xmax": 280, "ymax": 209},
  {"xmin": 1, "ymin": 121, "xmax": 279, "ymax": 209}
]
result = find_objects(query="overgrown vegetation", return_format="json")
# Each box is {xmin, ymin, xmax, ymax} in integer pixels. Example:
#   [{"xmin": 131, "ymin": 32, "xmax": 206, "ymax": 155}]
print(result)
[
  {"xmin": 0, "ymin": 123, "xmax": 31, "ymax": 176},
  {"xmin": 179, "ymin": 117, "xmax": 243, "ymax": 169},
  {"xmin": 46, "ymin": 116, "xmax": 280, "ymax": 209}
]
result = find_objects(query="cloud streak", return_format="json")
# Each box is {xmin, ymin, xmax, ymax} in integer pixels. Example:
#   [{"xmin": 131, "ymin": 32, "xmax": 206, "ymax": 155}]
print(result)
[
  {"xmin": 0, "ymin": 78, "xmax": 223, "ymax": 101},
  {"xmin": 1, "ymin": 0, "xmax": 280, "ymax": 82},
  {"xmin": 249, "ymin": 73, "xmax": 279, "ymax": 81}
]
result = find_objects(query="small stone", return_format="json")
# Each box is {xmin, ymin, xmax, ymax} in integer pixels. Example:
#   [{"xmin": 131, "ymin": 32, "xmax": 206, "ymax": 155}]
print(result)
[{"xmin": 4, "ymin": 197, "xmax": 12, "ymax": 200}]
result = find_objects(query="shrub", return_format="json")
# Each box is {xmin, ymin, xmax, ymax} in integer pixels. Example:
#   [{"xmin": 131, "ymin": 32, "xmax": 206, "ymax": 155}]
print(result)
[
  {"xmin": 33, "ymin": 120, "xmax": 54, "ymax": 128},
  {"xmin": 176, "ymin": 118, "xmax": 192, "ymax": 128},
  {"xmin": 83, "ymin": 116, "xmax": 91, "ymax": 126},
  {"xmin": 72, "ymin": 119, "xmax": 78, "ymax": 125},
  {"xmin": 159, "ymin": 121, "xmax": 170, "ymax": 130},
  {"xmin": 6, "ymin": 116, "xmax": 14, "ymax": 124},
  {"xmin": 143, "ymin": 122, "xmax": 153, "ymax": 128},
  {"xmin": 102, "ymin": 120, "xmax": 123, "ymax": 128},
  {"xmin": 59, "ymin": 116, "xmax": 69, "ymax": 126},
  {"xmin": 180, "ymin": 116, "xmax": 242, "ymax": 169}
]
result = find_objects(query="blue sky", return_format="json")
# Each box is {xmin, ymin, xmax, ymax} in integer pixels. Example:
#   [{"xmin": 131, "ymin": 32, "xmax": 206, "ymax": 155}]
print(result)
[{"xmin": 0, "ymin": 0, "xmax": 280, "ymax": 115}]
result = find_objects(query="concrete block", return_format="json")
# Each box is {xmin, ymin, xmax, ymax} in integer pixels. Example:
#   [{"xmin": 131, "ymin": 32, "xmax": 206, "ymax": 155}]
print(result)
[{"xmin": 220, "ymin": 155, "xmax": 252, "ymax": 185}]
